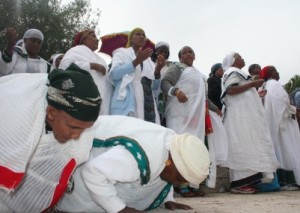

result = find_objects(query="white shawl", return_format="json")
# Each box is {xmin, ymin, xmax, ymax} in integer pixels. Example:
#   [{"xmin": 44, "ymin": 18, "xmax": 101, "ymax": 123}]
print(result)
[
  {"xmin": 60, "ymin": 45, "xmax": 112, "ymax": 115},
  {"xmin": 165, "ymin": 67, "xmax": 206, "ymax": 141},
  {"xmin": 109, "ymin": 47, "xmax": 155, "ymax": 100}
]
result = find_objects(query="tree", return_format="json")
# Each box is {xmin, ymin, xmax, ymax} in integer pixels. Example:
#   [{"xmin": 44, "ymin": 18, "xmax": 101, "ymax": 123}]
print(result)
[
  {"xmin": 284, "ymin": 75, "xmax": 300, "ymax": 94},
  {"xmin": 0, "ymin": 0, "xmax": 101, "ymax": 60}
]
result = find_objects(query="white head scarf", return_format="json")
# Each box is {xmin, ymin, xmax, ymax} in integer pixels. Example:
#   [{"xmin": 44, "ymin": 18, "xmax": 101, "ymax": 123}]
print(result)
[
  {"xmin": 155, "ymin": 41, "xmax": 169, "ymax": 49},
  {"xmin": 222, "ymin": 51, "xmax": 236, "ymax": 71},
  {"xmin": 170, "ymin": 133, "xmax": 210, "ymax": 186},
  {"xmin": 23, "ymin": 29, "xmax": 44, "ymax": 41}
]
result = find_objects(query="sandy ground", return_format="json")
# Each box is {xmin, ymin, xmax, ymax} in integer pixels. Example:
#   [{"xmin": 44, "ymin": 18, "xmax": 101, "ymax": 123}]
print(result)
[{"xmin": 151, "ymin": 191, "xmax": 300, "ymax": 213}]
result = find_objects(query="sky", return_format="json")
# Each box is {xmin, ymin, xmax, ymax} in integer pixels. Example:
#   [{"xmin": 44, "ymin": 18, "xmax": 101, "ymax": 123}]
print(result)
[{"xmin": 88, "ymin": 0, "xmax": 300, "ymax": 85}]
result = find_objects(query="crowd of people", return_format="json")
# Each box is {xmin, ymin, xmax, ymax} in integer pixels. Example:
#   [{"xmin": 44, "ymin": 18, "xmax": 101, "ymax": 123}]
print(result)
[{"xmin": 0, "ymin": 26, "xmax": 300, "ymax": 213}]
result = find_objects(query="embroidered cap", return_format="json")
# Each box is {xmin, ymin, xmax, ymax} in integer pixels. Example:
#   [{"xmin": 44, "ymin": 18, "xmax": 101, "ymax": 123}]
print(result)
[
  {"xmin": 170, "ymin": 133, "xmax": 210, "ymax": 186},
  {"xmin": 47, "ymin": 63, "xmax": 101, "ymax": 122}
]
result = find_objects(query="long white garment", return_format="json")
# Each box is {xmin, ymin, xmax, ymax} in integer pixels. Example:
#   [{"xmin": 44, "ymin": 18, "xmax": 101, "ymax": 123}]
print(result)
[
  {"xmin": 59, "ymin": 45, "xmax": 112, "ymax": 115},
  {"xmin": 165, "ymin": 66, "xmax": 206, "ymax": 141},
  {"xmin": 109, "ymin": 47, "xmax": 160, "ymax": 123},
  {"xmin": 0, "ymin": 73, "xmax": 48, "ymax": 190},
  {"xmin": 0, "ymin": 73, "xmax": 96, "ymax": 212},
  {"xmin": 0, "ymin": 128, "xmax": 95, "ymax": 213},
  {"xmin": 0, "ymin": 46, "xmax": 48, "ymax": 76},
  {"xmin": 207, "ymin": 110, "xmax": 228, "ymax": 166},
  {"xmin": 263, "ymin": 79, "xmax": 300, "ymax": 184},
  {"xmin": 221, "ymin": 67, "xmax": 278, "ymax": 178},
  {"xmin": 57, "ymin": 115, "xmax": 176, "ymax": 213}
]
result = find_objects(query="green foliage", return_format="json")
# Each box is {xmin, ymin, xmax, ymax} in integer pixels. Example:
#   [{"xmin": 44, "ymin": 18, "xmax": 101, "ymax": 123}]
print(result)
[
  {"xmin": 0, "ymin": 0, "xmax": 101, "ymax": 60},
  {"xmin": 284, "ymin": 75, "xmax": 300, "ymax": 94}
]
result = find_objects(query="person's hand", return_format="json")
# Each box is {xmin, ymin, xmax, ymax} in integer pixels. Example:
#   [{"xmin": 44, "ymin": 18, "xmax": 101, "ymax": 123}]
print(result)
[
  {"xmin": 175, "ymin": 89, "xmax": 188, "ymax": 103},
  {"xmin": 215, "ymin": 108, "xmax": 223, "ymax": 117},
  {"xmin": 154, "ymin": 54, "xmax": 167, "ymax": 78},
  {"xmin": 258, "ymin": 87, "xmax": 267, "ymax": 97},
  {"xmin": 90, "ymin": 63, "xmax": 106, "ymax": 75},
  {"xmin": 164, "ymin": 201, "xmax": 193, "ymax": 210},
  {"xmin": 251, "ymin": 79, "xmax": 264, "ymax": 88},
  {"xmin": 4, "ymin": 28, "xmax": 19, "ymax": 54},
  {"xmin": 118, "ymin": 206, "xmax": 144, "ymax": 213},
  {"xmin": 133, "ymin": 47, "xmax": 153, "ymax": 66},
  {"xmin": 156, "ymin": 54, "xmax": 166, "ymax": 70}
]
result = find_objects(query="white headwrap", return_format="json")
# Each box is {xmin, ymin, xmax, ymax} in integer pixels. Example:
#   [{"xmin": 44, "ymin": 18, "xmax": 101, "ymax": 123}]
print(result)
[
  {"xmin": 23, "ymin": 29, "xmax": 44, "ymax": 41},
  {"xmin": 155, "ymin": 41, "xmax": 169, "ymax": 49},
  {"xmin": 170, "ymin": 133, "xmax": 210, "ymax": 186},
  {"xmin": 222, "ymin": 51, "xmax": 236, "ymax": 71}
]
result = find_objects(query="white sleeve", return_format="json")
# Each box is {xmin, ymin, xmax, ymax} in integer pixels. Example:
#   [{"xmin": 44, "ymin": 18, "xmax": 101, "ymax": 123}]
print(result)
[{"xmin": 81, "ymin": 146, "xmax": 140, "ymax": 213}]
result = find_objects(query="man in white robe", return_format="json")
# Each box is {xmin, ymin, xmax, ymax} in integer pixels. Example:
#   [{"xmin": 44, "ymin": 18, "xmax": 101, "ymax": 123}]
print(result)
[
  {"xmin": 108, "ymin": 28, "xmax": 165, "ymax": 124},
  {"xmin": 221, "ymin": 52, "xmax": 278, "ymax": 193},
  {"xmin": 0, "ymin": 64, "xmax": 101, "ymax": 212},
  {"xmin": 161, "ymin": 46, "xmax": 206, "ymax": 141},
  {"xmin": 57, "ymin": 115, "xmax": 210, "ymax": 213},
  {"xmin": 0, "ymin": 28, "xmax": 49, "ymax": 76}
]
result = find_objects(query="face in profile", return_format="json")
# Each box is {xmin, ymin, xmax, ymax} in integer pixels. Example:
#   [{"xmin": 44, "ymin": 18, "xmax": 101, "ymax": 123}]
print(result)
[
  {"xmin": 233, "ymin": 53, "xmax": 245, "ymax": 69},
  {"xmin": 46, "ymin": 106, "xmax": 94, "ymax": 143},
  {"xmin": 160, "ymin": 157, "xmax": 189, "ymax": 187},
  {"xmin": 82, "ymin": 32, "xmax": 99, "ymax": 51}
]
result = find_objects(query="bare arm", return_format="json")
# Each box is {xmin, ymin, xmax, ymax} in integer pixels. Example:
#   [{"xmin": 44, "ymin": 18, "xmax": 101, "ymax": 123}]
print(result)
[{"xmin": 227, "ymin": 79, "xmax": 264, "ymax": 95}]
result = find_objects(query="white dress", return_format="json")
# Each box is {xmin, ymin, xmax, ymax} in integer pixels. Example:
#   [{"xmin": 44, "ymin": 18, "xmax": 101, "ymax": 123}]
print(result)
[
  {"xmin": 263, "ymin": 79, "xmax": 300, "ymax": 184},
  {"xmin": 221, "ymin": 67, "xmax": 278, "ymax": 182}
]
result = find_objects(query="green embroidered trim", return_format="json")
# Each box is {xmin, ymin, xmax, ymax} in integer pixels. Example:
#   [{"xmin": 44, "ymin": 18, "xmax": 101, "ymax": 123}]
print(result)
[
  {"xmin": 1, "ymin": 49, "xmax": 13, "ymax": 63},
  {"xmin": 93, "ymin": 136, "xmax": 150, "ymax": 185},
  {"xmin": 14, "ymin": 47, "xmax": 28, "ymax": 59},
  {"xmin": 145, "ymin": 183, "xmax": 172, "ymax": 211}
]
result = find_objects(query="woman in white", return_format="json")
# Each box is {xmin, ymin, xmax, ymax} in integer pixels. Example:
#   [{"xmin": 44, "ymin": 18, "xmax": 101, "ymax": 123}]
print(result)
[
  {"xmin": 59, "ymin": 29, "xmax": 112, "ymax": 115},
  {"xmin": 221, "ymin": 52, "xmax": 278, "ymax": 193},
  {"xmin": 260, "ymin": 66, "xmax": 300, "ymax": 189}
]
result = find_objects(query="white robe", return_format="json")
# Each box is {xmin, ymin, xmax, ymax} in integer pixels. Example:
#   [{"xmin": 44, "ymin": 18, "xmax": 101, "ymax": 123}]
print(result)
[
  {"xmin": 57, "ymin": 116, "xmax": 176, "ymax": 213},
  {"xmin": 221, "ymin": 67, "xmax": 278, "ymax": 181},
  {"xmin": 263, "ymin": 79, "xmax": 300, "ymax": 184},
  {"xmin": 109, "ymin": 47, "xmax": 160, "ymax": 124},
  {"xmin": 165, "ymin": 66, "xmax": 206, "ymax": 141},
  {"xmin": 0, "ymin": 73, "xmax": 96, "ymax": 212},
  {"xmin": 59, "ymin": 45, "xmax": 112, "ymax": 115},
  {"xmin": 0, "ymin": 46, "xmax": 48, "ymax": 76}
]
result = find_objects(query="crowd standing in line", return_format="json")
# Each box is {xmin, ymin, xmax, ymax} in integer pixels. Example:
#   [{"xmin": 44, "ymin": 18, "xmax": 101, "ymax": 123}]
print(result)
[{"xmin": 0, "ymin": 26, "xmax": 300, "ymax": 213}]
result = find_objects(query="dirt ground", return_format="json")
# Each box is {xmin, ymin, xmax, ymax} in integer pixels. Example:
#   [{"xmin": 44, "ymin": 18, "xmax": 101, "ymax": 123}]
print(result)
[{"xmin": 151, "ymin": 191, "xmax": 300, "ymax": 213}]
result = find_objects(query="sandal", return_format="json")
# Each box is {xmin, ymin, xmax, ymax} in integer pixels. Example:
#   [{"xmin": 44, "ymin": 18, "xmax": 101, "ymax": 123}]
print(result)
[{"xmin": 175, "ymin": 187, "xmax": 205, "ymax": 197}]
